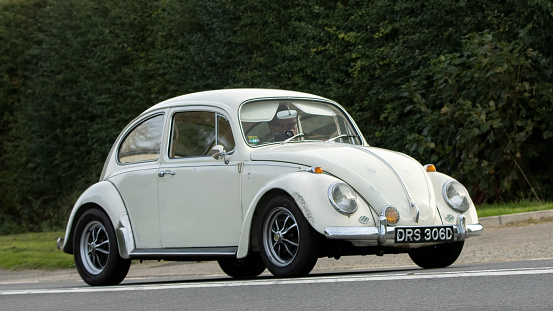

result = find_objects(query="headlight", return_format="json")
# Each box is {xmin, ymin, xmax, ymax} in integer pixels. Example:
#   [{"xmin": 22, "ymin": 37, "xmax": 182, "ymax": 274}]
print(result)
[
  {"xmin": 328, "ymin": 182, "xmax": 358, "ymax": 215},
  {"xmin": 442, "ymin": 180, "xmax": 470, "ymax": 213}
]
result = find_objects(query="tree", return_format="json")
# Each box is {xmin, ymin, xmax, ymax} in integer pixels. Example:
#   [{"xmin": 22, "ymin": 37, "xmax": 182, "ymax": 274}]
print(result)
[{"xmin": 405, "ymin": 30, "xmax": 553, "ymax": 202}]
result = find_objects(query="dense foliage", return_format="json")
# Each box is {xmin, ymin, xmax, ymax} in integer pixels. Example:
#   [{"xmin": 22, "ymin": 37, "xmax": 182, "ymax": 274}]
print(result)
[{"xmin": 1, "ymin": 0, "xmax": 552, "ymax": 233}]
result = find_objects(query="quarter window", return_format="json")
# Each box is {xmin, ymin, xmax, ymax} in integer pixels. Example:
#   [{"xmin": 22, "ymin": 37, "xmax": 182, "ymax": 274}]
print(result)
[
  {"xmin": 217, "ymin": 114, "xmax": 235, "ymax": 152},
  {"xmin": 170, "ymin": 111, "xmax": 235, "ymax": 158},
  {"xmin": 118, "ymin": 114, "xmax": 164, "ymax": 164}
]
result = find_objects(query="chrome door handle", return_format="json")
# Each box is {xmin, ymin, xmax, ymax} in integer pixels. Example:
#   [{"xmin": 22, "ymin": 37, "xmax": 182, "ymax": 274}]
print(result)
[{"xmin": 158, "ymin": 171, "xmax": 176, "ymax": 177}]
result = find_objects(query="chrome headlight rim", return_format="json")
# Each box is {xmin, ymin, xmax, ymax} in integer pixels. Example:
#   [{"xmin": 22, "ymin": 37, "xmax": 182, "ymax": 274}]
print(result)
[
  {"xmin": 328, "ymin": 181, "xmax": 358, "ymax": 215},
  {"xmin": 442, "ymin": 180, "xmax": 471, "ymax": 213}
]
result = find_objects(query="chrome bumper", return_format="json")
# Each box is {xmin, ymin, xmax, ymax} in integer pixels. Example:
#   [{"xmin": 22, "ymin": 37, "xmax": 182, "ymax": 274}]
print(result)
[
  {"xmin": 56, "ymin": 237, "xmax": 64, "ymax": 250},
  {"xmin": 324, "ymin": 214, "xmax": 483, "ymax": 245}
]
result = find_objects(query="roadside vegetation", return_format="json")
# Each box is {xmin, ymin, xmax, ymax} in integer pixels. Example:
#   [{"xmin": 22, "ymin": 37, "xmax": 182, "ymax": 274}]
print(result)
[
  {"xmin": 475, "ymin": 200, "xmax": 553, "ymax": 218},
  {"xmin": 0, "ymin": 231, "xmax": 73, "ymax": 270},
  {"xmin": 0, "ymin": 201, "xmax": 550, "ymax": 270}
]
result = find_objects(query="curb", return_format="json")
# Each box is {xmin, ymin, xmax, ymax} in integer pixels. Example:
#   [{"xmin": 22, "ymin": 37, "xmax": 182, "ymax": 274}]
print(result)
[{"xmin": 479, "ymin": 210, "xmax": 553, "ymax": 228}]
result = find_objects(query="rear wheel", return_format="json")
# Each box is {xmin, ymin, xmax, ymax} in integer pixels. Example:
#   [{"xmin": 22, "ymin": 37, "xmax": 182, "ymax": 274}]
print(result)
[
  {"xmin": 218, "ymin": 253, "xmax": 266, "ymax": 278},
  {"xmin": 257, "ymin": 195, "xmax": 320, "ymax": 277},
  {"xmin": 73, "ymin": 209, "xmax": 131, "ymax": 286},
  {"xmin": 408, "ymin": 241, "xmax": 464, "ymax": 269}
]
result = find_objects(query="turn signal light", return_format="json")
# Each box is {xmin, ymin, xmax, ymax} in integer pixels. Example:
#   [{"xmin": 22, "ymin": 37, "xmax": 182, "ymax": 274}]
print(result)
[
  {"xmin": 384, "ymin": 206, "xmax": 400, "ymax": 225},
  {"xmin": 425, "ymin": 164, "xmax": 436, "ymax": 172},
  {"xmin": 308, "ymin": 166, "xmax": 324, "ymax": 174}
]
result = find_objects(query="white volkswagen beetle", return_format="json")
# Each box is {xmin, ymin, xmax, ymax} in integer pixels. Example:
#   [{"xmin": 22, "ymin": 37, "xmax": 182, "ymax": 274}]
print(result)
[{"xmin": 58, "ymin": 89, "xmax": 483, "ymax": 286}]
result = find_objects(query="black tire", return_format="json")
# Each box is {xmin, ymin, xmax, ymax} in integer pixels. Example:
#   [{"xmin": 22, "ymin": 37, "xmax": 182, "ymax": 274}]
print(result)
[
  {"xmin": 408, "ymin": 241, "xmax": 465, "ymax": 269},
  {"xmin": 73, "ymin": 209, "xmax": 131, "ymax": 286},
  {"xmin": 218, "ymin": 252, "xmax": 266, "ymax": 278},
  {"xmin": 257, "ymin": 195, "xmax": 320, "ymax": 277}
]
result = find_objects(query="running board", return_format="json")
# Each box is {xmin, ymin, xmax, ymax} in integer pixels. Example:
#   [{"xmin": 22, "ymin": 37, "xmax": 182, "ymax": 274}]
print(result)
[{"xmin": 129, "ymin": 246, "xmax": 237, "ymax": 260}]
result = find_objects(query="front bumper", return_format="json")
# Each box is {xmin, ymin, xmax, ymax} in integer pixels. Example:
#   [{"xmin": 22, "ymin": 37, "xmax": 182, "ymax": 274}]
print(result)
[{"xmin": 324, "ymin": 214, "xmax": 483, "ymax": 246}]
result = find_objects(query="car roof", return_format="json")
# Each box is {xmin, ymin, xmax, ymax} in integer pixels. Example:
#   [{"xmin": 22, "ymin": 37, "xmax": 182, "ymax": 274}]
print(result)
[{"xmin": 141, "ymin": 88, "xmax": 330, "ymax": 115}]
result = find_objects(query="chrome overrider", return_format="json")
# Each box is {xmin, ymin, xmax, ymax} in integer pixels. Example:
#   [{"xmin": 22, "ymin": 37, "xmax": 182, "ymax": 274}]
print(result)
[
  {"xmin": 324, "ymin": 214, "xmax": 483, "ymax": 245},
  {"xmin": 56, "ymin": 237, "xmax": 64, "ymax": 250}
]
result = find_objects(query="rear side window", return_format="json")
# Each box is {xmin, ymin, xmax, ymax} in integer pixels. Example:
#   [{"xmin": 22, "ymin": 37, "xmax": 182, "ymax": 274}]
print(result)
[{"xmin": 118, "ymin": 114, "xmax": 164, "ymax": 164}]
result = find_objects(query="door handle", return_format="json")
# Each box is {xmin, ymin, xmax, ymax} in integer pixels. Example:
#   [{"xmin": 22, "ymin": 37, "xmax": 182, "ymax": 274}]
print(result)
[{"xmin": 158, "ymin": 170, "xmax": 176, "ymax": 177}]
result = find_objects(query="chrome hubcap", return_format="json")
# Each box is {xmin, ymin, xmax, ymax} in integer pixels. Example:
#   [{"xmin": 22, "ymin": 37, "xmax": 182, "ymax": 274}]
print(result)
[
  {"xmin": 80, "ymin": 221, "xmax": 110, "ymax": 275},
  {"xmin": 263, "ymin": 207, "xmax": 299, "ymax": 267}
]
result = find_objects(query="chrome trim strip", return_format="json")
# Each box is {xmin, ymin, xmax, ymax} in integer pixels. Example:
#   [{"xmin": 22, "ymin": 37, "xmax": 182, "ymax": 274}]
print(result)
[
  {"xmin": 129, "ymin": 247, "xmax": 238, "ymax": 259},
  {"xmin": 160, "ymin": 163, "xmax": 239, "ymax": 169},
  {"xmin": 243, "ymin": 162, "xmax": 303, "ymax": 169},
  {"xmin": 348, "ymin": 145, "xmax": 418, "ymax": 220}
]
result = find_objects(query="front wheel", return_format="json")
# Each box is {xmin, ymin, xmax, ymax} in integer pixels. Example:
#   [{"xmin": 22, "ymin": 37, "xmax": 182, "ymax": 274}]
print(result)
[
  {"xmin": 257, "ymin": 195, "xmax": 320, "ymax": 277},
  {"xmin": 73, "ymin": 209, "xmax": 131, "ymax": 286},
  {"xmin": 408, "ymin": 241, "xmax": 464, "ymax": 269}
]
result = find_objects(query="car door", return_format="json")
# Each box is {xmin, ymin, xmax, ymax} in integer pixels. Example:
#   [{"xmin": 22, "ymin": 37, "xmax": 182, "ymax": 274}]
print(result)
[{"xmin": 157, "ymin": 109, "xmax": 243, "ymax": 248}]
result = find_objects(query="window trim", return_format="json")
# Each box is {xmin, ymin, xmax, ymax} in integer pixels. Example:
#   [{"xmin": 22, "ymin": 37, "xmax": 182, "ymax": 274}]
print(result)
[
  {"xmin": 116, "ymin": 113, "xmax": 166, "ymax": 165},
  {"xmin": 238, "ymin": 98, "xmax": 363, "ymax": 148},
  {"xmin": 166, "ymin": 110, "xmax": 236, "ymax": 160}
]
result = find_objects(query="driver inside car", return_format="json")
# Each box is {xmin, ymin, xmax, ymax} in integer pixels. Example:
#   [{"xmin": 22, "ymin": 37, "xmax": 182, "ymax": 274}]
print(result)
[{"xmin": 268, "ymin": 109, "xmax": 298, "ymax": 142}]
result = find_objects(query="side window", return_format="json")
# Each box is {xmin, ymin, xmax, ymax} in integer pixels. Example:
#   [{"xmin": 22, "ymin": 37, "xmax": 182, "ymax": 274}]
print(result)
[
  {"xmin": 170, "ymin": 111, "xmax": 235, "ymax": 158},
  {"xmin": 170, "ymin": 111, "xmax": 215, "ymax": 158},
  {"xmin": 118, "ymin": 114, "xmax": 164, "ymax": 164},
  {"xmin": 217, "ymin": 114, "xmax": 235, "ymax": 152}
]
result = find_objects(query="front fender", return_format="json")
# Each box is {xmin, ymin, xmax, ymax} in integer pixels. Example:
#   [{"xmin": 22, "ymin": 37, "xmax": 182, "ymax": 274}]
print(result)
[
  {"xmin": 427, "ymin": 171, "xmax": 479, "ymax": 225},
  {"xmin": 237, "ymin": 171, "xmax": 378, "ymax": 258},
  {"xmin": 62, "ymin": 181, "xmax": 134, "ymax": 258}
]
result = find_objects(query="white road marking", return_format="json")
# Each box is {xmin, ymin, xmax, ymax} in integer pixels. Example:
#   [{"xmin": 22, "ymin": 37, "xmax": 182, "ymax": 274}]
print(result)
[{"xmin": 2, "ymin": 267, "xmax": 553, "ymax": 296}]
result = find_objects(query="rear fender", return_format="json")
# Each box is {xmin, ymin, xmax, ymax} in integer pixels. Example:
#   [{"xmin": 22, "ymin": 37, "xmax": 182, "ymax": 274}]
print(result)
[{"xmin": 62, "ymin": 181, "xmax": 135, "ymax": 258}]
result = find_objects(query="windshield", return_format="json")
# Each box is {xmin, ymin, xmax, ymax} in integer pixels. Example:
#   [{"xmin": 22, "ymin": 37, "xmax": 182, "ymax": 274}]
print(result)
[{"xmin": 240, "ymin": 100, "xmax": 362, "ymax": 147}]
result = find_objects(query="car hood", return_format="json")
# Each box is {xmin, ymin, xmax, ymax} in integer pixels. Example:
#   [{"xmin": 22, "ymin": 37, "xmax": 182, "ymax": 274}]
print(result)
[{"xmin": 250, "ymin": 143, "xmax": 439, "ymax": 225}]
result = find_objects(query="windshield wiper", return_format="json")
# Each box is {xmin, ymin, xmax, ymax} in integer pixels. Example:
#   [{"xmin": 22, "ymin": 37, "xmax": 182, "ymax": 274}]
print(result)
[
  {"xmin": 325, "ymin": 134, "xmax": 358, "ymax": 143},
  {"xmin": 281, "ymin": 133, "xmax": 305, "ymax": 144}
]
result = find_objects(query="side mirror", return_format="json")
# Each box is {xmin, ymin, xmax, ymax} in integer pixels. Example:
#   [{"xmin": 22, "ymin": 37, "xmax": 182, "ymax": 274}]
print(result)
[{"xmin": 211, "ymin": 145, "xmax": 229, "ymax": 164}]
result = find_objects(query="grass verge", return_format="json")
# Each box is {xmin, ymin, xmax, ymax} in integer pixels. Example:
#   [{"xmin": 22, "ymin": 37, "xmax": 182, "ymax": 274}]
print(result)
[
  {"xmin": 0, "ymin": 231, "xmax": 74, "ymax": 270},
  {"xmin": 475, "ymin": 200, "xmax": 553, "ymax": 218},
  {"xmin": 0, "ymin": 201, "xmax": 550, "ymax": 270}
]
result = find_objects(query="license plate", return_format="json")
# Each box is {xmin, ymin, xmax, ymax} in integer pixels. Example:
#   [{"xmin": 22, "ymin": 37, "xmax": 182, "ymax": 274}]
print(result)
[{"xmin": 395, "ymin": 226, "xmax": 454, "ymax": 243}]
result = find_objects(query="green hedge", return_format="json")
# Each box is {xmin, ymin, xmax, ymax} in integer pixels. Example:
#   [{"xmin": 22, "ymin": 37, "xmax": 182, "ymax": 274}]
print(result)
[{"xmin": 1, "ymin": 0, "xmax": 552, "ymax": 233}]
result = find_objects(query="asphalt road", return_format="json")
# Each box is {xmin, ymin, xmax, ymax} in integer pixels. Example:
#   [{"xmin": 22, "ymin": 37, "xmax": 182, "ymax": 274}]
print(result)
[{"xmin": 1, "ymin": 219, "xmax": 553, "ymax": 310}]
